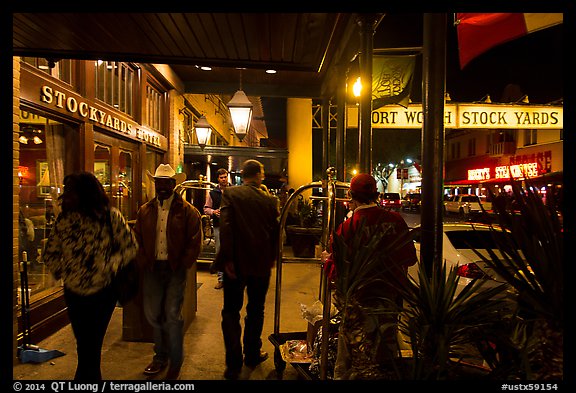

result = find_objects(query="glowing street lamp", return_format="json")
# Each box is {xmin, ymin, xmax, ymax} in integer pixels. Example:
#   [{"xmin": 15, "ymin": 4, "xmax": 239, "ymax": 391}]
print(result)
[
  {"xmin": 227, "ymin": 89, "xmax": 252, "ymax": 142},
  {"xmin": 194, "ymin": 115, "xmax": 212, "ymax": 149}
]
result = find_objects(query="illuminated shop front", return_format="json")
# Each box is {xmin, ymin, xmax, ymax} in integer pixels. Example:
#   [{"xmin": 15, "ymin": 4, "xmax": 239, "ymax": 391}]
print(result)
[{"xmin": 16, "ymin": 58, "xmax": 169, "ymax": 345}]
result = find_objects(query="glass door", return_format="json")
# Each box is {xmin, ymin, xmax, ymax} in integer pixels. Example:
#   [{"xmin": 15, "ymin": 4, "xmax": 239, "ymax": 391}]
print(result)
[
  {"xmin": 94, "ymin": 144, "xmax": 112, "ymax": 195},
  {"xmin": 94, "ymin": 131, "xmax": 140, "ymax": 221},
  {"xmin": 118, "ymin": 150, "xmax": 133, "ymax": 220}
]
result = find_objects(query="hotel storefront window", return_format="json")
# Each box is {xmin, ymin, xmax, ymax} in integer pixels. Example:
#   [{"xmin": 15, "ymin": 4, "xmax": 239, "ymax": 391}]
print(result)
[
  {"xmin": 18, "ymin": 108, "xmax": 80, "ymax": 302},
  {"xmin": 16, "ymin": 56, "xmax": 173, "ymax": 347}
]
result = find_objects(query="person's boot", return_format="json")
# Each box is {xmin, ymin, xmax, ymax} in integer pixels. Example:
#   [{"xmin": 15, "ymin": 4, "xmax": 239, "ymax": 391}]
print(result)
[{"xmin": 244, "ymin": 350, "xmax": 268, "ymax": 368}]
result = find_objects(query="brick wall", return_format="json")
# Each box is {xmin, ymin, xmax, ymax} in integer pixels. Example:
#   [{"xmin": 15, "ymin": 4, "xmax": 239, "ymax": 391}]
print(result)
[{"xmin": 167, "ymin": 91, "xmax": 182, "ymax": 170}]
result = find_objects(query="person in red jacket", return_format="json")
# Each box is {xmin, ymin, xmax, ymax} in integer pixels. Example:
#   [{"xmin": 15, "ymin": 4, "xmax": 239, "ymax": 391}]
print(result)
[
  {"xmin": 322, "ymin": 173, "xmax": 417, "ymax": 377},
  {"xmin": 324, "ymin": 173, "xmax": 417, "ymax": 283}
]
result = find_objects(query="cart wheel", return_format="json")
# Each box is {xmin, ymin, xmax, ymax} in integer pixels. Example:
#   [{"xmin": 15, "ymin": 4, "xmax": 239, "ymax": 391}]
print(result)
[{"xmin": 274, "ymin": 347, "xmax": 286, "ymax": 372}]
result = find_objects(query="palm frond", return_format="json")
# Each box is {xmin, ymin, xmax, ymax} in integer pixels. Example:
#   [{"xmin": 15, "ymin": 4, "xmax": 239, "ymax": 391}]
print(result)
[
  {"xmin": 397, "ymin": 259, "xmax": 510, "ymax": 379},
  {"xmin": 476, "ymin": 182, "xmax": 563, "ymax": 327}
]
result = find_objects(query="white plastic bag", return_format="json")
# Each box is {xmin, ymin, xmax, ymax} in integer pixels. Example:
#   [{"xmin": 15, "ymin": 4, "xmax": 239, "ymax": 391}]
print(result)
[{"xmin": 300, "ymin": 300, "xmax": 324, "ymax": 324}]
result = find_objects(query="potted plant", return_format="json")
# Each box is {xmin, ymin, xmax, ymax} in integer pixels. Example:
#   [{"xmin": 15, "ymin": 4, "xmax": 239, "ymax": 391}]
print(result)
[
  {"xmin": 328, "ymin": 219, "xmax": 513, "ymax": 380},
  {"xmin": 396, "ymin": 255, "xmax": 511, "ymax": 380},
  {"xmin": 285, "ymin": 196, "xmax": 322, "ymax": 258},
  {"xmin": 470, "ymin": 181, "xmax": 564, "ymax": 380},
  {"xmin": 315, "ymin": 180, "xmax": 563, "ymax": 381},
  {"xmin": 397, "ymin": 180, "xmax": 563, "ymax": 381}
]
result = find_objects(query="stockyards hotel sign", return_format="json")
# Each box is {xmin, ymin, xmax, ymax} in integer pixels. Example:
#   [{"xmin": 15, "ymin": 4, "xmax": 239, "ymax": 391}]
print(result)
[
  {"xmin": 20, "ymin": 75, "xmax": 166, "ymax": 150},
  {"xmin": 39, "ymin": 85, "xmax": 165, "ymax": 148},
  {"xmin": 348, "ymin": 103, "xmax": 563, "ymax": 129}
]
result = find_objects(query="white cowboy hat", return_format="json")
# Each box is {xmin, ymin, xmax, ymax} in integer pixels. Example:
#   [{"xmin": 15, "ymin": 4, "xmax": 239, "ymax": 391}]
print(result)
[{"xmin": 146, "ymin": 164, "xmax": 187, "ymax": 185}]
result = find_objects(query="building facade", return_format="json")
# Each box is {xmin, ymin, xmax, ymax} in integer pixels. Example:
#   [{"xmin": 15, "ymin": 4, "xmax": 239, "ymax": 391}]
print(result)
[
  {"xmin": 12, "ymin": 57, "xmax": 315, "ymax": 359},
  {"xmin": 12, "ymin": 57, "xmax": 237, "ymax": 357}
]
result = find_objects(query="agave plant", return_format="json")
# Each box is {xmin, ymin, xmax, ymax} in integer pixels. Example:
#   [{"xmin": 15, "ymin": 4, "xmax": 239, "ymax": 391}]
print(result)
[
  {"xmin": 397, "ymin": 257, "xmax": 511, "ymax": 380},
  {"xmin": 296, "ymin": 196, "xmax": 320, "ymax": 228},
  {"xmin": 472, "ymin": 181, "xmax": 563, "ymax": 380}
]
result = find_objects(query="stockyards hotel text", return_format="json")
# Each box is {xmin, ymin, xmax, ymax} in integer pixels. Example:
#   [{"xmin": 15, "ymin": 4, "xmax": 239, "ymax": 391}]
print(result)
[{"xmin": 12, "ymin": 381, "xmax": 196, "ymax": 392}]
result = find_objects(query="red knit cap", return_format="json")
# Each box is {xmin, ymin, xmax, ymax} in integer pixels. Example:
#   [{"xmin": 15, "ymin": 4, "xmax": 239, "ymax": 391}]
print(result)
[{"xmin": 349, "ymin": 173, "xmax": 377, "ymax": 196}]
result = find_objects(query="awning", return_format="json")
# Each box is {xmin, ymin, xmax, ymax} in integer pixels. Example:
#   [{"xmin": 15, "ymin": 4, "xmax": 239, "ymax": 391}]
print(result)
[
  {"xmin": 530, "ymin": 171, "xmax": 563, "ymax": 183},
  {"xmin": 444, "ymin": 171, "xmax": 563, "ymax": 187},
  {"xmin": 444, "ymin": 179, "xmax": 481, "ymax": 186}
]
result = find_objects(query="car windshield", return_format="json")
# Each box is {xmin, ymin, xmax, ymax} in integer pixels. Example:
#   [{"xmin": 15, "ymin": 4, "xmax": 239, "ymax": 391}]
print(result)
[
  {"xmin": 461, "ymin": 195, "xmax": 479, "ymax": 203},
  {"xmin": 445, "ymin": 230, "xmax": 506, "ymax": 249},
  {"xmin": 384, "ymin": 193, "xmax": 399, "ymax": 200}
]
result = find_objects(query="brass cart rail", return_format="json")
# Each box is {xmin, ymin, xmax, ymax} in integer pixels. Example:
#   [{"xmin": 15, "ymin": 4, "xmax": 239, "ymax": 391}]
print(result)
[
  {"xmin": 269, "ymin": 167, "xmax": 349, "ymax": 380},
  {"xmin": 175, "ymin": 176, "xmax": 218, "ymax": 263}
]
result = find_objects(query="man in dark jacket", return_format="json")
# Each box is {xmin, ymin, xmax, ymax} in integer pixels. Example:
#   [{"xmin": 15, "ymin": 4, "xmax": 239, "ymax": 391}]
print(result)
[
  {"xmin": 133, "ymin": 164, "xmax": 203, "ymax": 380},
  {"xmin": 204, "ymin": 168, "xmax": 230, "ymax": 289},
  {"xmin": 213, "ymin": 159, "xmax": 280, "ymax": 380}
]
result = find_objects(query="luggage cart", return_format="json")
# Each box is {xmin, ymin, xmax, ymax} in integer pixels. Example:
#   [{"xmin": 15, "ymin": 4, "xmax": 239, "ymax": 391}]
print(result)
[
  {"xmin": 175, "ymin": 176, "xmax": 218, "ymax": 259},
  {"xmin": 268, "ymin": 168, "xmax": 350, "ymax": 380}
]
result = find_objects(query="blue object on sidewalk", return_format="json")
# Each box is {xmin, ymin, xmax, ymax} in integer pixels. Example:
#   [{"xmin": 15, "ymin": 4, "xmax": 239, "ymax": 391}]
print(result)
[
  {"xmin": 17, "ymin": 254, "xmax": 66, "ymax": 364},
  {"xmin": 18, "ymin": 345, "xmax": 65, "ymax": 364}
]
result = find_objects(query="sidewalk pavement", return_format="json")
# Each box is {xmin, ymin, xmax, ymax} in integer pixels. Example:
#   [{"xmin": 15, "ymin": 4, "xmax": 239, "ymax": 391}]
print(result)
[{"xmin": 13, "ymin": 262, "xmax": 324, "ymax": 381}]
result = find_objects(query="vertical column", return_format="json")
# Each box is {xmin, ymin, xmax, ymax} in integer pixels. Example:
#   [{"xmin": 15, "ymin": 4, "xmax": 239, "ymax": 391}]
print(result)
[
  {"xmin": 357, "ymin": 14, "xmax": 377, "ymax": 174},
  {"xmin": 321, "ymin": 97, "xmax": 330, "ymax": 173},
  {"xmin": 167, "ymin": 90, "xmax": 181, "ymax": 170},
  {"xmin": 287, "ymin": 98, "xmax": 313, "ymax": 192},
  {"xmin": 335, "ymin": 64, "xmax": 349, "ymax": 224},
  {"xmin": 80, "ymin": 123, "xmax": 94, "ymax": 172},
  {"xmin": 12, "ymin": 56, "xmax": 22, "ymax": 362},
  {"xmin": 421, "ymin": 13, "xmax": 447, "ymax": 276},
  {"xmin": 335, "ymin": 65, "xmax": 347, "ymax": 182}
]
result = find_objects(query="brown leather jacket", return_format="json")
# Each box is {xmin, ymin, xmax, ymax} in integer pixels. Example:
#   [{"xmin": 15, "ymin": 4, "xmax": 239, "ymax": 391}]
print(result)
[
  {"xmin": 214, "ymin": 183, "xmax": 280, "ymax": 278},
  {"xmin": 133, "ymin": 192, "xmax": 203, "ymax": 272}
]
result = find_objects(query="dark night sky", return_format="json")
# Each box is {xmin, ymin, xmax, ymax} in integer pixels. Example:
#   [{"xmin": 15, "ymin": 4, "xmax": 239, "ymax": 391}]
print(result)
[
  {"xmin": 370, "ymin": 13, "xmax": 564, "ymax": 168},
  {"xmin": 262, "ymin": 13, "xmax": 565, "ymax": 178},
  {"xmin": 375, "ymin": 13, "xmax": 563, "ymax": 104}
]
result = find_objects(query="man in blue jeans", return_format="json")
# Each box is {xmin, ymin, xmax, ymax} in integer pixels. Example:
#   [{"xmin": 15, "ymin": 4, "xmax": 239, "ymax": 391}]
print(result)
[
  {"xmin": 212, "ymin": 159, "xmax": 280, "ymax": 380},
  {"xmin": 133, "ymin": 164, "xmax": 203, "ymax": 380}
]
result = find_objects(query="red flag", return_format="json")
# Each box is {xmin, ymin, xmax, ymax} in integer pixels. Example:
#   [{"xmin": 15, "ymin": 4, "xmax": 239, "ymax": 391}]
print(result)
[{"xmin": 456, "ymin": 13, "xmax": 563, "ymax": 69}]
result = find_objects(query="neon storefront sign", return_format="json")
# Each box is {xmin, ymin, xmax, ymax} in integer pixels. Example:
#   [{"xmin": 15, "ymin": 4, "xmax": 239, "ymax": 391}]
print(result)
[{"xmin": 468, "ymin": 162, "xmax": 540, "ymax": 181}]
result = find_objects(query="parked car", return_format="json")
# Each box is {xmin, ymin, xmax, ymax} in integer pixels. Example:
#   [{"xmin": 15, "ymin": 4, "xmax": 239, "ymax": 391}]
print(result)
[
  {"xmin": 443, "ymin": 194, "xmax": 492, "ymax": 218},
  {"xmin": 402, "ymin": 193, "xmax": 422, "ymax": 212},
  {"xmin": 380, "ymin": 192, "xmax": 402, "ymax": 211},
  {"xmin": 407, "ymin": 223, "xmax": 516, "ymax": 300}
]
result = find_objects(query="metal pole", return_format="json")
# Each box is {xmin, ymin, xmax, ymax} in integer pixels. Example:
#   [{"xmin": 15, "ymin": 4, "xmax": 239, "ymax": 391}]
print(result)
[
  {"xmin": 336, "ymin": 66, "xmax": 347, "ymax": 181},
  {"xmin": 322, "ymin": 98, "xmax": 330, "ymax": 173},
  {"xmin": 319, "ymin": 168, "xmax": 337, "ymax": 380},
  {"xmin": 357, "ymin": 14, "xmax": 377, "ymax": 174},
  {"xmin": 421, "ymin": 13, "xmax": 447, "ymax": 277},
  {"xmin": 335, "ymin": 65, "xmax": 348, "ymax": 222}
]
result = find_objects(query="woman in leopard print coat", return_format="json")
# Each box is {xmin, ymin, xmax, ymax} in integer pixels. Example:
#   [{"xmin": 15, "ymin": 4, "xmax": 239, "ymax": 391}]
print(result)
[{"xmin": 43, "ymin": 171, "xmax": 137, "ymax": 380}]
